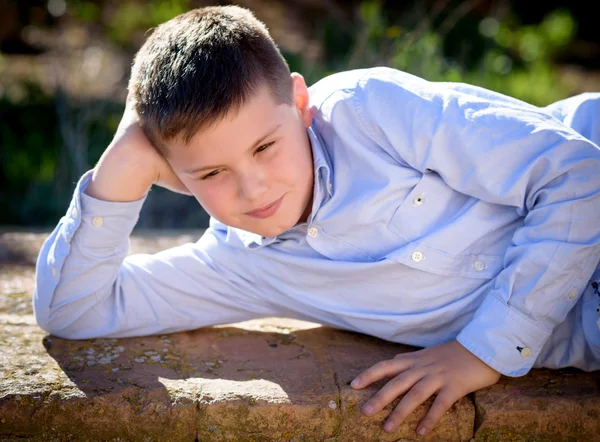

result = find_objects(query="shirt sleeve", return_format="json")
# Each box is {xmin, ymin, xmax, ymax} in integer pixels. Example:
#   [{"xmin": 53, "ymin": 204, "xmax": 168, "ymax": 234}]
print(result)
[
  {"xmin": 354, "ymin": 67, "xmax": 600, "ymax": 376},
  {"xmin": 33, "ymin": 170, "xmax": 280, "ymax": 340}
]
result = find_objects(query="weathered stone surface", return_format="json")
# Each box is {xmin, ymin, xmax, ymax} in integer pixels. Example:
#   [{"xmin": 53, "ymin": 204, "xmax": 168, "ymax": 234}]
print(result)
[
  {"xmin": 0, "ymin": 313, "xmax": 472, "ymax": 441},
  {"xmin": 1, "ymin": 230, "xmax": 599, "ymax": 441},
  {"xmin": 328, "ymin": 330, "xmax": 474, "ymax": 441},
  {"xmin": 473, "ymin": 368, "xmax": 600, "ymax": 441}
]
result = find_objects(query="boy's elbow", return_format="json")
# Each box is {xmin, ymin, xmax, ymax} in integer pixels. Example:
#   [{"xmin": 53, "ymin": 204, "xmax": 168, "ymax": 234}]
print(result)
[
  {"xmin": 35, "ymin": 317, "xmax": 94, "ymax": 340},
  {"xmin": 32, "ymin": 290, "xmax": 54, "ymax": 334},
  {"xmin": 33, "ymin": 308, "xmax": 73, "ymax": 340},
  {"xmin": 32, "ymin": 297, "xmax": 94, "ymax": 341}
]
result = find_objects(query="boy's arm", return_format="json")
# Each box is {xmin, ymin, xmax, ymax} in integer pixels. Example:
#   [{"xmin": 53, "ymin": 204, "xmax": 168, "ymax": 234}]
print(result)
[
  {"xmin": 33, "ymin": 103, "xmax": 278, "ymax": 340},
  {"xmin": 356, "ymin": 68, "xmax": 600, "ymax": 376}
]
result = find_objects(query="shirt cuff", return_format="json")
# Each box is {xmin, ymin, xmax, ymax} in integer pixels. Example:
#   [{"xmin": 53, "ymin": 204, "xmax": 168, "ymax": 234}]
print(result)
[
  {"xmin": 62, "ymin": 170, "xmax": 148, "ymax": 250},
  {"xmin": 456, "ymin": 293, "xmax": 552, "ymax": 377}
]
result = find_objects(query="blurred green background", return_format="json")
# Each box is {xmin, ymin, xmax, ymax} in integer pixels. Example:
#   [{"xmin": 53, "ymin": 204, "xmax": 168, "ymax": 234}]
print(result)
[{"xmin": 1, "ymin": 0, "xmax": 599, "ymax": 229}]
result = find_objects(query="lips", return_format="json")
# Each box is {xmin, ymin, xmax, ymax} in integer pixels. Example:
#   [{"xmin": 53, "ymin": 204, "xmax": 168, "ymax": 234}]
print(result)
[{"xmin": 245, "ymin": 195, "xmax": 284, "ymax": 218}]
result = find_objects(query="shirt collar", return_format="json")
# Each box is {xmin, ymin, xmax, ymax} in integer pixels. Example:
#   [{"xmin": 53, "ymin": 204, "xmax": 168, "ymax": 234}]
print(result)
[{"xmin": 235, "ymin": 122, "xmax": 333, "ymax": 250}]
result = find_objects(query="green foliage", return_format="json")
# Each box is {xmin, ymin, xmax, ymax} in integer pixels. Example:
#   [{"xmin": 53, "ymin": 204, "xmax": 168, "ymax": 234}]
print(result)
[
  {"xmin": 0, "ymin": 82, "xmax": 120, "ymax": 226},
  {"xmin": 0, "ymin": 82, "xmax": 64, "ymax": 225},
  {"xmin": 70, "ymin": 0, "xmax": 190, "ymax": 47},
  {"xmin": 69, "ymin": 1, "xmax": 100, "ymax": 23},
  {"xmin": 306, "ymin": 1, "xmax": 576, "ymax": 106}
]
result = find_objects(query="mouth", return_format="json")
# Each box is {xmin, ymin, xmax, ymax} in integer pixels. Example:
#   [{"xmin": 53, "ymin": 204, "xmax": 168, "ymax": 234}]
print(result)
[{"xmin": 245, "ymin": 195, "xmax": 284, "ymax": 219}]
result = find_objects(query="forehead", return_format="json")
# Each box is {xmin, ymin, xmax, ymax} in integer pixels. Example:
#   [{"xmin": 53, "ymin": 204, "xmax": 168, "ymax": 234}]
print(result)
[{"xmin": 167, "ymin": 86, "xmax": 287, "ymax": 166}]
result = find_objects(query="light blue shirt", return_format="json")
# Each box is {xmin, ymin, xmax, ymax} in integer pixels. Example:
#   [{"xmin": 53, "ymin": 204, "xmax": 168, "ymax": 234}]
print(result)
[{"xmin": 33, "ymin": 67, "xmax": 600, "ymax": 377}]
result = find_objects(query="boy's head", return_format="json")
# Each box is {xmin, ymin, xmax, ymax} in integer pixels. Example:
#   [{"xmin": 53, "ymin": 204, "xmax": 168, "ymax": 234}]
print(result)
[{"xmin": 129, "ymin": 6, "xmax": 314, "ymax": 237}]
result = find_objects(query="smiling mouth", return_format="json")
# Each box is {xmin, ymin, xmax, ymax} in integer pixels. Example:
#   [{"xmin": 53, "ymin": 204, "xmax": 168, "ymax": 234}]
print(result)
[{"xmin": 245, "ymin": 195, "xmax": 284, "ymax": 218}]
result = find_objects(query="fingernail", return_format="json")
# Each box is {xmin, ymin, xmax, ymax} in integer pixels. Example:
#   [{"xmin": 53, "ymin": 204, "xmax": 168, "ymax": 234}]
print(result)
[
  {"xmin": 351, "ymin": 377, "xmax": 360, "ymax": 388},
  {"xmin": 362, "ymin": 404, "xmax": 373, "ymax": 415},
  {"xmin": 384, "ymin": 422, "xmax": 395, "ymax": 432},
  {"xmin": 417, "ymin": 426, "xmax": 427, "ymax": 436}
]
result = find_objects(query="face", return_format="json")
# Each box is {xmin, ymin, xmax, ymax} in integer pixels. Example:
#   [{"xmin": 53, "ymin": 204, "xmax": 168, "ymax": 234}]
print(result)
[{"xmin": 167, "ymin": 74, "xmax": 315, "ymax": 238}]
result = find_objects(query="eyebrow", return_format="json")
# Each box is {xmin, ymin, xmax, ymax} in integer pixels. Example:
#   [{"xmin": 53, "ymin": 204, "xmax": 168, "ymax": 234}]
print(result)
[{"xmin": 185, "ymin": 124, "xmax": 282, "ymax": 175}]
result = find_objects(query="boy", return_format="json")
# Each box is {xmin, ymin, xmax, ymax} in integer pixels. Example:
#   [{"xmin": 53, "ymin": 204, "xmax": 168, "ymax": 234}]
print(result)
[{"xmin": 33, "ymin": 5, "xmax": 600, "ymax": 437}]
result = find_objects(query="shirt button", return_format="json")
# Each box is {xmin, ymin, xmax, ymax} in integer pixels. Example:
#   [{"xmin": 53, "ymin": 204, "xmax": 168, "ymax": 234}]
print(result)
[
  {"xmin": 413, "ymin": 194, "xmax": 425, "ymax": 206},
  {"xmin": 472, "ymin": 260, "xmax": 487, "ymax": 272},
  {"xmin": 51, "ymin": 267, "xmax": 57, "ymax": 277},
  {"xmin": 92, "ymin": 216, "xmax": 104, "ymax": 227},
  {"xmin": 567, "ymin": 289, "xmax": 577, "ymax": 300},
  {"xmin": 520, "ymin": 347, "xmax": 532, "ymax": 358},
  {"xmin": 328, "ymin": 182, "xmax": 333, "ymax": 192},
  {"xmin": 71, "ymin": 207, "xmax": 78, "ymax": 218},
  {"xmin": 411, "ymin": 251, "xmax": 424, "ymax": 262},
  {"xmin": 307, "ymin": 226, "xmax": 319, "ymax": 238}
]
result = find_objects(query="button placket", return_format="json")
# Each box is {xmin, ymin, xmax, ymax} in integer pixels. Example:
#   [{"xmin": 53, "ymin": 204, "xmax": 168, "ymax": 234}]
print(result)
[
  {"xmin": 472, "ymin": 260, "xmax": 487, "ymax": 272},
  {"xmin": 307, "ymin": 226, "xmax": 319, "ymax": 238},
  {"xmin": 411, "ymin": 251, "xmax": 424, "ymax": 262}
]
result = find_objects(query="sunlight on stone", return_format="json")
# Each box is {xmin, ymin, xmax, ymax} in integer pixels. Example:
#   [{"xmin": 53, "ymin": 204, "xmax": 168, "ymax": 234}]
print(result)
[
  {"xmin": 0, "ymin": 314, "xmax": 36, "ymax": 326},
  {"xmin": 214, "ymin": 317, "xmax": 323, "ymax": 334},
  {"xmin": 158, "ymin": 377, "xmax": 291, "ymax": 404}
]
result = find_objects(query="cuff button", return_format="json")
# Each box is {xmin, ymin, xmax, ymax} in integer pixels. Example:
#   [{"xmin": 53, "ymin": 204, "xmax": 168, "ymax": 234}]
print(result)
[{"xmin": 517, "ymin": 346, "xmax": 532, "ymax": 358}]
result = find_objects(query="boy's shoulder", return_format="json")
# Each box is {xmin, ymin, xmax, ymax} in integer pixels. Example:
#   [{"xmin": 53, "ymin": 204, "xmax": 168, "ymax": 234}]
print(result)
[
  {"xmin": 308, "ymin": 66, "xmax": 422, "ymax": 110},
  {"xmin": 308, "ymin": 66, "xmax": 545, "ymax": 124},
  {"xmin": 307, "ymin": 67, "xmax": 452, "ymax": 128}
]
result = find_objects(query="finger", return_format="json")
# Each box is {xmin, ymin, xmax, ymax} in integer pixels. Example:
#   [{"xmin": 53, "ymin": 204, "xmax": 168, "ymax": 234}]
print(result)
[
  {"xmin": 361, "ymin": 369, "xmax": 423, "ymax": 417},
  {"xmin": 415, "ymin": 388, "xmax": 459, "ymax": 436},
  {"xmin": 382, "ymin": 377, "xmax": 441, "ymax": 433},
  {"xmin": 393, "ymin": 351, "xmax": 411, "ymax": 359},
  {"xmin": 351, "ymin": 358, "xmax": 413, "ymax": 390}
]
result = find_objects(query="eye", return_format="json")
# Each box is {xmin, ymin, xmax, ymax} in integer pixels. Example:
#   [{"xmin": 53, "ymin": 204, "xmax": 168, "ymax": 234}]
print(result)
[
  {"xmin": 201, "ymin": 169, "xmax": 221, "ymax": 180},
  {"xmin": 256, "ymin": 141, "xmax": 275, "ymax": 153}
]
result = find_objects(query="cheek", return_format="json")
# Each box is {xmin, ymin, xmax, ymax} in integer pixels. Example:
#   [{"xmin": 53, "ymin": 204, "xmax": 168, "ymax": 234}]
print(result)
[
  {"xmin": 279, "ymin": 142, "xmax": 310, "ymax": 177},
  {"xmin": 288, "ymin": 142, "xmax": 313, "ymax": 182},
  {"xmin": 188, "ymin": 182, "xmax": 235, "ymax": 216}
]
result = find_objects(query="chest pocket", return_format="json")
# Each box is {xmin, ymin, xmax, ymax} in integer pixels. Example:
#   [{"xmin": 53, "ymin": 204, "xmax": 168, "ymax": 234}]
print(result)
[
  {"xmin": 388, "ymin": 172, "xmax": 471, "ymax": 240},
  {"xmin": 386, "ymin": 171, "xmax": 505, "ymax": 280}
]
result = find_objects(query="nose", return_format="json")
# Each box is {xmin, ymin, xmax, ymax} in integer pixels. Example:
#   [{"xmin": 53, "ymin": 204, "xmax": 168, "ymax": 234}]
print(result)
[{"xmin": 238, "ymin": 168, "xmax": 269, "ymax": 202}]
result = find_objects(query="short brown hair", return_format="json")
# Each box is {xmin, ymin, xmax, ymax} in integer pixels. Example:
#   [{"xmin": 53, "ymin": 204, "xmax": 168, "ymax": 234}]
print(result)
[{"xmin": 129, "ymin": 5, "xmax": 292, "ymax": 155}]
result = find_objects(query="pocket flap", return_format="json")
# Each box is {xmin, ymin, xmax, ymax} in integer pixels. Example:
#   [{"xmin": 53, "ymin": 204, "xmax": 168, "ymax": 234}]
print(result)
[{"xmin": 388, "ymin": 172, "xmax": 470, "ymax": 242}]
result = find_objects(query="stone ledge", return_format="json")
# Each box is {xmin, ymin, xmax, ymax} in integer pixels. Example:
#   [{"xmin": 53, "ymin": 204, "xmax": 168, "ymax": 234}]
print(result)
[
  {"xmin": 0, "ymin": 316, "xmax": 474, "ymax": 441},
  {"xmin": 1, "ymin": 230, "xmax": 599, "ymax": 441}
]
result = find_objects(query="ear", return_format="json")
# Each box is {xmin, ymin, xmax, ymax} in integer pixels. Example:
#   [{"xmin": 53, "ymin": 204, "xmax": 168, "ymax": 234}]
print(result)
[{"xmin": 291, "ymin": 72, "xmax": 312, "ymax": 128}]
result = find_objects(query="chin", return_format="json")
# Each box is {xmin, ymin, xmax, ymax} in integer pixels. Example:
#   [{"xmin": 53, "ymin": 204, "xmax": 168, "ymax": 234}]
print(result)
[
  {"xmin": 257, "ymin": 216, "xmax": 298, "ymax": 238},
  {"xmin": 255, "ymin": 225, "xmax": 287, "ymax": 238}
]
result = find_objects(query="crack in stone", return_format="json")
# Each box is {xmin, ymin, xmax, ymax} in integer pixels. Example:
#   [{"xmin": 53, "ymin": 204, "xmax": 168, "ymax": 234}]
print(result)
[
  {"xmin": 467, "ymin": 391, "xmax": 483, "ymax": 437},
  {"xmin": 331, "ymin": 369, "xmax": 344, "ymax": 438},
  {"xmin": 333, "ymin": 371, "xmax": 342, "ymax": 408}
]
